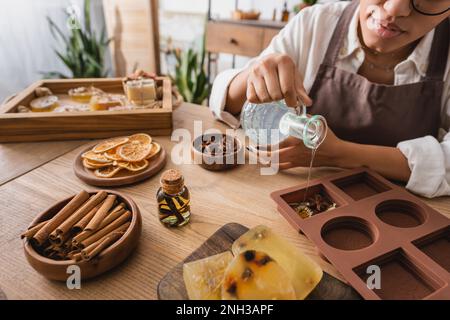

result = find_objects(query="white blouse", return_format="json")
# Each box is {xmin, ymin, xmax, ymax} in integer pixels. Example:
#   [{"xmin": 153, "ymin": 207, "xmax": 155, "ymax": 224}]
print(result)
[{"xmin": 209, "ymin": 1, "xmax": 450, "ymax": 198}]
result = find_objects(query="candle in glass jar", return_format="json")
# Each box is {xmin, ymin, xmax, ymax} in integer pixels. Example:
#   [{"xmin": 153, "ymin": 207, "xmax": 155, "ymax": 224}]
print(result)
[{"xmin": 125, "ymin": 78, "xmax": 156, "ymax": 106}]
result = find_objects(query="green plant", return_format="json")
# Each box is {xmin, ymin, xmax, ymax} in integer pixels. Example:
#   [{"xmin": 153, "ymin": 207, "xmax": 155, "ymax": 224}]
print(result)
[
  {"xmin": 173, "ymin": 35, "xmax": 210, "ymax": 105},
  {"xmin": 43, "ymin": 0, "xmax": 112, "ymax": 78}
]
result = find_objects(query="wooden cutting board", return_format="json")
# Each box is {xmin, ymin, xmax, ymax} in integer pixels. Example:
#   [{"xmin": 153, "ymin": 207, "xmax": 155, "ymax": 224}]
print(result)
[{"xmin": 157, "ymin": 223, "xmax": 361, "ymax": 300}]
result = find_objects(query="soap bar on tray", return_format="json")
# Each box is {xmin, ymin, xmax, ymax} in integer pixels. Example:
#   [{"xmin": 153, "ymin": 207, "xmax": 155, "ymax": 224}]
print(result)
[{"xmin": 232, "ymin": 225, "xmax": 323, "ymax": 299}]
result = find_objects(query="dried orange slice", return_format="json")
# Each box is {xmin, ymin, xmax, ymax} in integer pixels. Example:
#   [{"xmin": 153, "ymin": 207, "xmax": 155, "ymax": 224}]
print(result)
[
  {"xmin": 92, "ymin": 137, "xmax": 129, "ymax": 153},
  {"xmin": 81, "ymin": 151, "xmax": 111, "ymax": 163},
  {"xmin": 83, "ymin": 158, "xmax": 111, "ymax": 169},
  {"xmin": 128, "ymin": 133, "xmax": 152, "ymax": 146},
  {"xmin": 116, "ymin": 159, "xmax": 149, "ymax": 172},
  {"xmin": 117, "ymin": 141, "xmax": 152, "ymax": 162},
  {"xmin": 94, "ymin": 166, "xmax": 122, "ymax": 178},
  {"xmin": 146, "ymin": 142, "xmax": 161, "ymax": 160},
  {"xmin": 103, "ymin": 148, "xmax": 123, "ymax": 161}
]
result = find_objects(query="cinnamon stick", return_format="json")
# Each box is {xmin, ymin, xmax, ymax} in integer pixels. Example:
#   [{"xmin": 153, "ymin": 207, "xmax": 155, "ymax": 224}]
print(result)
[
  {"xmin": 32, "ymin": 190, "xmax": 90, "ymax": 246},
  {"xmin": 80, "ymin": 217, "xmax": 130, "ymax": 249},
  {"xmin": 71, "ymin": 230, "xmax": 90, "ymax": 248},
  {"xmin": 21, "ymin": 220, "xmax": 48, "ymax": 240},
  {"xmin": 49, "ymin": 191, "xmax": 107, "ymax": 242},
  {"xmin": 85, "ymin": 195, "xmax": 117, "ymax": 232},
  {"xmin": 110, "ymin": 203, "xmax": 125, "ymax": 215},
  {"xmin": 70, "ymin": 252, "xmax": 82, "ymax": 262},
  {"xmin": 50, "ymin": 229, "xmax": 77, "ymax": 246},
  {"xmin": 44, "ymin": 244, "xmax": 56, "ymax": 256},
  {"xmin": 72, "ymin": 208, "xmax": 128, "ymax": 247},
  {"xmin": 72, "ymin": 201, "xmax": 103, "ymax": 233},
  {"xmin": 81, "ymin": 230, "xmax": 125, "ymax": 261},
  {"xmin": 99, "ymin": 208, "xmax": 126, "ymax": 229}
]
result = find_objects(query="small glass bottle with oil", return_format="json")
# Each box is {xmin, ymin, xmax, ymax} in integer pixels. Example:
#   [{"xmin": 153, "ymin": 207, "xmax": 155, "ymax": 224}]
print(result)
[{"xmin": 157, "ymin": 169, "xmax": 191, "ymax": 227}]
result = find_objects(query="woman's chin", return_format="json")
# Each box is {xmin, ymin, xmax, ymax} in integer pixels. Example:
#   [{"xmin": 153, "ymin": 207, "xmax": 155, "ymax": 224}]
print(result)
[{"xmin": 362, "ymin": 30, "xmax": 407, "ymax": 54}]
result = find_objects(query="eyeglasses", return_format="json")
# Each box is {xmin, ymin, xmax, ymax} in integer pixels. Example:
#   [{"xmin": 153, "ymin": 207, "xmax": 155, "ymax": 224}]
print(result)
[{"xmin": 411, "ymin": 0, "xmax": 450, "ymax": 16}]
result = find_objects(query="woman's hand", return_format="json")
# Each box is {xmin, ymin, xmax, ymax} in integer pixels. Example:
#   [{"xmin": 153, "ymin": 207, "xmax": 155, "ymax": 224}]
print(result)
[
  {"xmin": 266, "ymin": 127, "xmax": 344, "ymax": 170},
  {"xmin": 246, "ymin": 53, "xmax": 313, "ymax": 107},
  {"xmin": 260, "ymin": 127, "xmax": 411, "ymax": 183}
]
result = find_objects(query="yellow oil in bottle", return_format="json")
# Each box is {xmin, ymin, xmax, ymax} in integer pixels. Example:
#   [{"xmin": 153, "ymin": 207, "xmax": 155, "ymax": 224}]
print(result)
[{"xmin": 157, "ymin": 169, "xmax": 191, "ymax": 227}]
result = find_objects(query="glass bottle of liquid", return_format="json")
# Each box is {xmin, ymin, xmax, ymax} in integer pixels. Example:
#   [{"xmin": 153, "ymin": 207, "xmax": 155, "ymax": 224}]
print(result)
[
  {"xmin": 157, "ymin": 169, "xmax": 191, "ymax": 227},
  {"xmin": 240, "ymin": 100, "xmax": 327, "ymax": 149},
  {"xmin": 281, "ymin": 1, "xmax": 290, "ymax": 22}
]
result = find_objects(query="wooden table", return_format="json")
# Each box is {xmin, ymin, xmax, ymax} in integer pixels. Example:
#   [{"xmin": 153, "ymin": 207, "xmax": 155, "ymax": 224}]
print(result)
[{"xmin": 1, "ymin": 103, "xmax": 449, "ymax": 299}]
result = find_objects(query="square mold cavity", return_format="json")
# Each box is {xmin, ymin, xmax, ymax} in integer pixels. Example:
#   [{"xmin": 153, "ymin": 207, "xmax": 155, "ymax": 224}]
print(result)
[
  {"xmin": 280, "ymin": 183, "xmax": 343, "ymax": 218},
  {"xmin": 413, "ymin": 227, "xmax": 450, "ymax": 273},
  {"xmin": 354, "ymin": 249, "xmax": 443, "ymax": 300},
  {"xmin": 331, "ymin": 172, "xmax": 390, "ymax": 201}
]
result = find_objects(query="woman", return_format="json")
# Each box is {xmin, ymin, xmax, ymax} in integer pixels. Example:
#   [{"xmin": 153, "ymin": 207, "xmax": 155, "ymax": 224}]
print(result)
[{"xmin": 210, "ymin": 0, "xmax": 450, "ymax": 198}]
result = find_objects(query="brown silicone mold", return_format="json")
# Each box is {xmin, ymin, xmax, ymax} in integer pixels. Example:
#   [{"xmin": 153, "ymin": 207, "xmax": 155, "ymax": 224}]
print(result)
[{"xmin": 271, "ymin": 168, "xmax": 450, "ymax": 300}]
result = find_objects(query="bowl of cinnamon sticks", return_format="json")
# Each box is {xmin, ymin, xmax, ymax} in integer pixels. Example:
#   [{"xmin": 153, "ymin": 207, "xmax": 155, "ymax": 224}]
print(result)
[{"xmin": 21, "ymin": 190, "xmax": 141, "ymax": 281}]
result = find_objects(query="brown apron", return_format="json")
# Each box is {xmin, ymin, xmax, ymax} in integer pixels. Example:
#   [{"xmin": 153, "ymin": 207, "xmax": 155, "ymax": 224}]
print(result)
[{"xmin": 308, "ymin": 0, "xmax": 449, "ymax": 147}]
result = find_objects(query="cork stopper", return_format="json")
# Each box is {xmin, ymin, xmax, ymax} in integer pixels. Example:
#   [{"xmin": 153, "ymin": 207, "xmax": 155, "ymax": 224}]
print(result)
[{"xmin": 160, "ymin": 169, "xmax": 184, "ymax": 195}]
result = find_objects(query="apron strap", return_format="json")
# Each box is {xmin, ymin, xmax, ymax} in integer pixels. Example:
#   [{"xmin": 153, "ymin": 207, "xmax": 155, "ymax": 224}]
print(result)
[
  {"xmin": 322, "ymin": 0, "xmax": 359, "ymax": 67},
  {"xmin": 424, "ymin": 18, "xmax": 449, "ymax": 81}
]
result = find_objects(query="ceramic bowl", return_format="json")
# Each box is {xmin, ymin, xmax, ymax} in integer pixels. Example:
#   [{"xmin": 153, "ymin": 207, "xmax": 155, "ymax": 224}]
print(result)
[{"xmin": 192, "ymin": 133, "xmax": 243, "ymax": 171}]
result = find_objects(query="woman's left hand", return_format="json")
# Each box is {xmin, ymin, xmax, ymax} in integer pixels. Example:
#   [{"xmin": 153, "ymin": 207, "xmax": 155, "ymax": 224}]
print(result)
[
  {"xmin": 253, "ymin": 126, "xmax": 411, "ymax": 183},
  {"xmin": 265, "ymin": 127, "xmax": 345, "ymax": 170}
]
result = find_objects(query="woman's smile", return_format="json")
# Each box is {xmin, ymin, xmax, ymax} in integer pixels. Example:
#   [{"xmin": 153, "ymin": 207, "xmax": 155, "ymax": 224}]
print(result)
[
  {"xmin": 365, "ymin": 5, "xmax": 406, "ymax": 40},
  {"xmin": 369, "ymin": 16, "xmax": 405, "ymax": 39},
  {"xmin": 361, "ymin": 0, "xmax": 449, "ymax": 53}
]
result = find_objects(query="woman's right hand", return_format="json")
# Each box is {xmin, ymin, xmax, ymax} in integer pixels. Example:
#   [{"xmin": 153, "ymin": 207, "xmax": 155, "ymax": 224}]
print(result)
[{"xmin": 246, "ymin": 53, "xmax": 312, "ymax": 107}]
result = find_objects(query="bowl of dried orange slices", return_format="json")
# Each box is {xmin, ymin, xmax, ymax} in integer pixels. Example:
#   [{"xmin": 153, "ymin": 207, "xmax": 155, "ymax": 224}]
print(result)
[{"xmin": 74, "ymin": 133, "xmax": 166, "ymax": 187}]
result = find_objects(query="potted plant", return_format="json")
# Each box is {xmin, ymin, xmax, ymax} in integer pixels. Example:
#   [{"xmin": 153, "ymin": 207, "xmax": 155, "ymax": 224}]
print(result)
[
  {"xmin": 167, "ymin": 29, "xmax": 210, "ymax": 105},
  {"xmin": 43, "ymin": 0, "xmax": 112, "ymax": 78}
]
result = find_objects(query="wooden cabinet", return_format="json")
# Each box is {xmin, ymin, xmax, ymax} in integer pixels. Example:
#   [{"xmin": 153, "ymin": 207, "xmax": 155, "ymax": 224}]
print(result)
[
  {"xmin": 206, "ymin": 21, "xmax": 264, "ymax": 57},
  {"xmin": 206, "ymin": 20, "xmax": 284, "ymax": 58},
  {"xmin": 262, "ymin": 28, "xmax": 281, "ymax": 48}
]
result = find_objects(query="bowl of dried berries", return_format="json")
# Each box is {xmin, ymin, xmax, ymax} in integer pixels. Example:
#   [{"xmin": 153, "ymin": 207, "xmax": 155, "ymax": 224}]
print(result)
[{"xmin": 192, "ymin": 133, "xmax": 243, "ymax": 171}]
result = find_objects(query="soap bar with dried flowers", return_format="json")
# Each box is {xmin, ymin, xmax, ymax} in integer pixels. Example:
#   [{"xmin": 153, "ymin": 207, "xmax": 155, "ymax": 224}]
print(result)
[
  {"xmin": 232, "ymin": 225, "xmax": 323, "ymax": 299},
  {"xmin": 183, "ymin": 251, "xmax": 233, "ymax": 300}
]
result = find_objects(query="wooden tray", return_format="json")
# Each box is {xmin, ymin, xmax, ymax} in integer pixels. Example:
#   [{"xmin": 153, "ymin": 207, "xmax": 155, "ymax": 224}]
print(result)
[
  {"xmin": 157, "ymin": 223, "xmax": 361, "ymax": 300},
  {"xmin": 0, "ymin": 77, "xmax": 172, "ymax": 142},
  {"xmin": 271, "ymin": 168, "xmax": 450, "ymax": 300},
  {"xmin": 73, "ymin": 142, "xmax": 167, "ymax": 187}
]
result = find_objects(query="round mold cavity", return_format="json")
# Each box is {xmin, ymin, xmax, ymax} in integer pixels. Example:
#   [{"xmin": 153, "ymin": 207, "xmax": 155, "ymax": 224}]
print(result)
[
  {"xmin": 321, "ymin": 216, "xmax": 377, "ymax": 251},
  {"xmin": 375, "ymin": 199, "xmax": 426, "ymax": 228}
]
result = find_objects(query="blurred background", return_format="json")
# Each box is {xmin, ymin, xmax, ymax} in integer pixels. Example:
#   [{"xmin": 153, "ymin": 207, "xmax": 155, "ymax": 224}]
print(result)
[{"xmin": 0, "ymin": 0, "xmax": 337, "ymax": 104}]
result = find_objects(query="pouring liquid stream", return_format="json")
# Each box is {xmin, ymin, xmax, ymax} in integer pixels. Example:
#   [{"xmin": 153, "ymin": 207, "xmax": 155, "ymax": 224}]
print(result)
[
  {"xmin": 303, "ymin": 147, "xmax": 317, "ymax": 202},
  {"xmin": 284, "ymin": 104, "xmax": 320, "ymax": 202},
  {"xmin": 240, "ymin": 100, "xmax": 327, "ymax": 211}
]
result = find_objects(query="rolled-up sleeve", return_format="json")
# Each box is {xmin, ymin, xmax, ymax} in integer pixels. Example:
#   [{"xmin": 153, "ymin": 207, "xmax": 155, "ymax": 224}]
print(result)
[
  {"xmin": 209, "ymin": 68, "xmax": 244, "ymax": 129},
  {"xmin": 398, "ymin": 47, "xmax": 450, "ymax": 198},
  {"xmin": 397, "ymin": 133, "xmax": 450, "ymax": 197}
]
